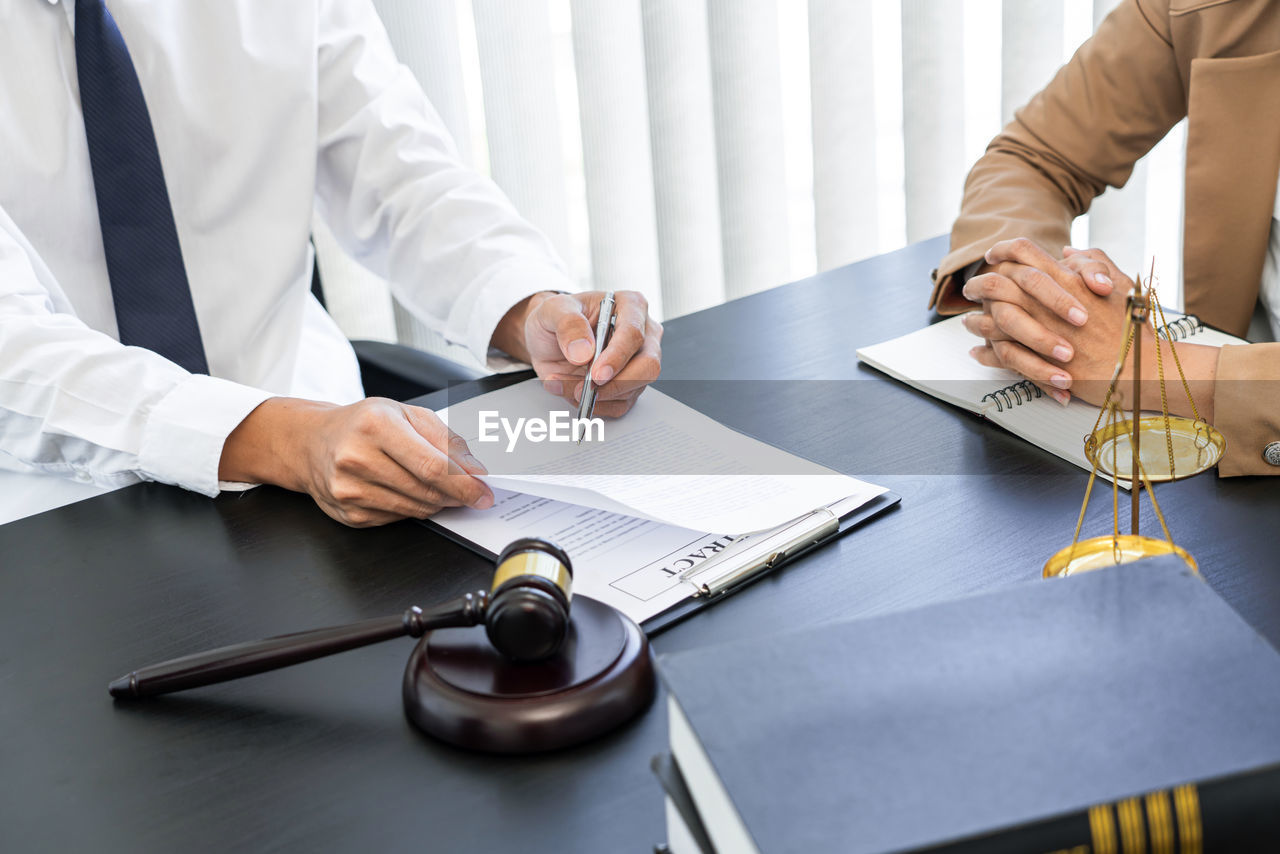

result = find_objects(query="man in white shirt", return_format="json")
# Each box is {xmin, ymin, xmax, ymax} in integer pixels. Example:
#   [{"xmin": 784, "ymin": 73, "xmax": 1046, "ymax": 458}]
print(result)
[{"xmin": 0, "ymin": 0, "xmax": 662, "ymax": 526}]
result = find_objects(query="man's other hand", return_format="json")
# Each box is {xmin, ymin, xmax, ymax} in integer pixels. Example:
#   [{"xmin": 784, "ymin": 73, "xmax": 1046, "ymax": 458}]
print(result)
[{"xmin": 219, "ymin": 397, "xmax": 493, "ymax": 527}]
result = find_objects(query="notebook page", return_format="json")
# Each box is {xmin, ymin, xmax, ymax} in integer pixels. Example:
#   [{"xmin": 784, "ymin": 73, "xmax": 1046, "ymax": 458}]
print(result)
[
  {"xmin": 1176, "ymin": 326, "xmax": 1249, "ymax": 347},
  {"xmin": 855, "ymin": 315, "xmax": 1018, "ymax": 413},
  {"xmin": 985, "ymin": 392, "xmax": 1114, "ymax": 477}
]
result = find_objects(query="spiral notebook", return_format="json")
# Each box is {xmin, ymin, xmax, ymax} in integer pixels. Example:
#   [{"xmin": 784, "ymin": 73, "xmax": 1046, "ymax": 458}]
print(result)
[{"xmin": 855, "ymin": 313, "xmax": 1245, "ymax": 479}]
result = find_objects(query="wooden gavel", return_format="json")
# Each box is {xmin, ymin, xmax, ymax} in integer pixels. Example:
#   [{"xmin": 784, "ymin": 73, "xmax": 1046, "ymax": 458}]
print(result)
[{"xmin": 109, "ymin": 537, "xmax": 573, "ymax": 700}]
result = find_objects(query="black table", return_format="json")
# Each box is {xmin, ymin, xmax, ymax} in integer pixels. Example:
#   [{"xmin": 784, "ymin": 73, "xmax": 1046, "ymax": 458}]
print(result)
[{"xmin": 3, "ymin": 237, "xmax": 1276, "ymax": 853}]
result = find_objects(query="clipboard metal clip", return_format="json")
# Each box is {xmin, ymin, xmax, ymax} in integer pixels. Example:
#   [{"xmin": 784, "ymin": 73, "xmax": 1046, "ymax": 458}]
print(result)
[{"xmin": 680, "ymin": 507, "xmax": 840, "ymax": 599}]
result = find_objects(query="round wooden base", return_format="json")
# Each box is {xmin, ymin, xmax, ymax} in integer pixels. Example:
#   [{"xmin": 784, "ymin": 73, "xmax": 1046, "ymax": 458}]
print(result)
[{"xmin": 402, "ymin": 597, "xmax": 655, "ymax": 753}]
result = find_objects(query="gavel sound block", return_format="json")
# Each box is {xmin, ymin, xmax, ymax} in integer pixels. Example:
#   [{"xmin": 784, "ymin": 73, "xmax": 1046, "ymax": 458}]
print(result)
[
  {"xmin": 109, "ymin": 538, "xmax": 655, "ymax": 754},
  {"xmin": 406, "ymin": 595, "xmax": 654, "ymax": 753}
]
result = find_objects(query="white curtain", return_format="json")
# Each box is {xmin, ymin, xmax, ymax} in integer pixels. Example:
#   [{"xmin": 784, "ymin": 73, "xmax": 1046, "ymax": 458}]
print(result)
[{"xmin": 317, "ymin": 0, "xmax": 1188, "ymax": 366}]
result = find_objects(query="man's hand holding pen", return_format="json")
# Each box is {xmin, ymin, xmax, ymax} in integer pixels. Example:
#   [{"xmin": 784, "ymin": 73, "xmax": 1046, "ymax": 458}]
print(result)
[{"xmin": 505, "ymin": 290, "xmax": 663, "ymax": 419}]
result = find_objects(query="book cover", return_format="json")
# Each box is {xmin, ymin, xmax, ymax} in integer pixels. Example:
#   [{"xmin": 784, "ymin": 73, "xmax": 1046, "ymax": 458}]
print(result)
[{"xmin": 657, "ymin": 556, "xmax": 1280, "ymax": 853}]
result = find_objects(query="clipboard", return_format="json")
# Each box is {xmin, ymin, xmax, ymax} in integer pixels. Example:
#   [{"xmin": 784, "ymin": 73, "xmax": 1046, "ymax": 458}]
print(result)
[
  {"xmin": 418, "ymin": 490, "xmax": 900, "ymax": 636},
  {"xmin": 640, "ymin": 490, "xmax": 900, "ymax": 635}
]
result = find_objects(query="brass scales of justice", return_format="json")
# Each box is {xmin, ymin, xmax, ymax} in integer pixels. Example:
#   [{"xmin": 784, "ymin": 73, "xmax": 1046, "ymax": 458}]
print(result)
[{"xmin": 1043, "ymin": 264, "xmax": 1226, "ymax": 577}]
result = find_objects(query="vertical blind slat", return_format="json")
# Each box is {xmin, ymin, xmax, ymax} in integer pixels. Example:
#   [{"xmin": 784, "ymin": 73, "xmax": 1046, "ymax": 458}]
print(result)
[
  {"xmin": 1087, "ymin": 162, "xmax": 1149, "ymax": 276},
  {"xmin": 707, "ymin": 0, "xmax": 791, "ymax": 299},
  {"xmin": 1085, "ymin": 0, "xmax": 1150, "ymax": 283},
  {"xmin": 372, "ymin": 0, "xmax": 474, "ymax": 162},
  {"xmin": 311, "ymin": 220, "xmax": 397, "ymax": 343},
  {"xmin": 1143, "ymin": 121, "xmax": 1186, "ymax": 304},
  {"xmin": 808, "ymin": 0, "xmax": 880, "ymax": 271},
  {"xmin": 1000, "ymin": 0, "xmax": 1064, "ymax": 127},
  {"xmin": 471, "ymin": 0, "xmax": 573, "ymax": 263},
  {"xmin": 641, "ymin": 0, "xmax": 726, "ymax": 317},
  {"xmin": 900, "ymin": 0, "xmax": 966, "ymax": 244},
  {"xmin": 569, "ymin": 0, "xmax": 664, "ymax": 316},
  {"xmin": 372, "ymin": 0, "xmax": 477, "ymax": 356}
]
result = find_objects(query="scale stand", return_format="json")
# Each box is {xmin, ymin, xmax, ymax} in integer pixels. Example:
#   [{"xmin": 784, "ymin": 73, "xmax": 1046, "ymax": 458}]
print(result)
[{"xmin": 1044, "ymin": 267, "xmax": 1218, "ymax": 578}]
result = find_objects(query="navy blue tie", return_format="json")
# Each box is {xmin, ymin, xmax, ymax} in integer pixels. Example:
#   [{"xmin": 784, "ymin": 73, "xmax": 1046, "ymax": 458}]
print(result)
[{"xmin": 75, "ymin": 0, "xmax": 209, "ymax": 374}]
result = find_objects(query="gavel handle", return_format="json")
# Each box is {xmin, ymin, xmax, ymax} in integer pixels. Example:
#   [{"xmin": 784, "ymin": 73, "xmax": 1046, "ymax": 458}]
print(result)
[{"xmin": 109, "ymin": 592, "xmax": 488, "ymax": 699}]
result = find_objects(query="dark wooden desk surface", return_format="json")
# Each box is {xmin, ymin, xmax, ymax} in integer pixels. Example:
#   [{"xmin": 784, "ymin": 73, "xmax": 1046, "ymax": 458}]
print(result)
[{"xmin": 2, "ymin": 237, "xmax": 1276, "ymax": 853}]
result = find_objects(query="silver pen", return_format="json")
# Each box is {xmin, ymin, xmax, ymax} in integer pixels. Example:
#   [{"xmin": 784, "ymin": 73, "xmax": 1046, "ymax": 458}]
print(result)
[{"xmin": 575, "ymin": 291, "xmax": 616, "ymax": 442}]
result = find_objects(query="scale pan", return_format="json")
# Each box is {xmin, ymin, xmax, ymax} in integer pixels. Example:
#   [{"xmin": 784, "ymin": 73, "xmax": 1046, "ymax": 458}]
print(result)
[
  {"xmin": 1085, "ymin": 416, "xmax": 1224, "ymax": 482},
  {"xmin": 1043, "ymin": 535, "xmax": 1197, "ymax": 578}
]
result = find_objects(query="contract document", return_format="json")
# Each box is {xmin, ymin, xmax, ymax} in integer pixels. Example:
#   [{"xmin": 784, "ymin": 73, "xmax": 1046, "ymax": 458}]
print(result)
[
  {"xmin": 429, "ymin": 380, "xmax": 894, "ymax": 627},
  {"xmin": 429, "ymin": 487, "xmax": 733, "ymax": 624},
  {"xmin": 439, "ymin": 379, "xmax": 883, "ymax": 535}
]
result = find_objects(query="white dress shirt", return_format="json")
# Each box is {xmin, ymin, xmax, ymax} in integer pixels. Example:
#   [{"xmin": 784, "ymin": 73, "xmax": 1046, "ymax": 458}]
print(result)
[
  {"xmin": 1254, "ymin": 173, "xmax": 1280, "ymax": 343},
  {"xmin": 0, "ymin": 0, "xmax": 572, "ymax": 523}
]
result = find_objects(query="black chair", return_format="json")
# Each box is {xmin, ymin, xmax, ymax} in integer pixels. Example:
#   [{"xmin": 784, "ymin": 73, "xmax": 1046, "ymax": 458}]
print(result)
[{"xmin": 310, "ymin": 250, "xmax": 487, "ymax": 401}]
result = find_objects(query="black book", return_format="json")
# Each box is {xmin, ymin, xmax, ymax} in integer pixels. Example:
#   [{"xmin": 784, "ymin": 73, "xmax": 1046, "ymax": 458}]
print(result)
[{"xmin": 655, "ymin": 556, "xmax": 1280, "ymax": 853}]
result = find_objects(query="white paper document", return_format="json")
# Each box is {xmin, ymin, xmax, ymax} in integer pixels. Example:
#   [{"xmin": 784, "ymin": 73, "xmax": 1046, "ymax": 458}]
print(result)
[
  {"xmin": 431, "ymin": 379, "xmax": 887, "ymax": 625},
  {"xmin": 430, "ymin": 488, "xmax": 737, "ymax": 624},
  {"xmin": 439, "ymin": 379, "xmax": 883, "ymax": 535}
]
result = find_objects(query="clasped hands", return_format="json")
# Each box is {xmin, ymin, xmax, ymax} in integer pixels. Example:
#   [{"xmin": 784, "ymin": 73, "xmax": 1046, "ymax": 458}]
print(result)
[
  {"xmin": 960, "ymin": 238, "xmax": 1135, "ymax": 407},
  {"xmin": 220, "ymin": 290, "xmax": 661, "ymax": 527}
]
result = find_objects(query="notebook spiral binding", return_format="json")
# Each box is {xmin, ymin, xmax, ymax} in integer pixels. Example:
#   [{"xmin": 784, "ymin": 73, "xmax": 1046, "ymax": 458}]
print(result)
[
  {"xmin": 1157, "ymin": 313, "xmax": 1203, "ymax": 341},
  {"xmin": 977, "ymin": 315, "xmax": 1200, "ymax": 414},
  {"xmin": 980, "ymin": 379, "xmax": 1043, "ymax": 413}
]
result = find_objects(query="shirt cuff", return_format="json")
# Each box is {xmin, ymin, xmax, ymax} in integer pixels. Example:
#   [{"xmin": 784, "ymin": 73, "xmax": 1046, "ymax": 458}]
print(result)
[
  {"xmin": 462, "ymin": 262, "xmax": 576, "ymax": 371},
  {"xmin": 1212, "ymin": 342, "xmax": 1280, "ymax": 476},
  {"xmin": 138, "ymin": 374, "xmax": 275, "ymax": 497},
  {"xmin": 929, "ymin": 259, "xmax": 985, "ymax": 314}
]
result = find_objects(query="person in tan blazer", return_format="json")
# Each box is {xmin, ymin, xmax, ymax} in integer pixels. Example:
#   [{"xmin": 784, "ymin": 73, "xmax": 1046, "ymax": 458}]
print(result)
[{"xmin": 932, "ymin": 0, "xmax": 1280, "ymax": 476}]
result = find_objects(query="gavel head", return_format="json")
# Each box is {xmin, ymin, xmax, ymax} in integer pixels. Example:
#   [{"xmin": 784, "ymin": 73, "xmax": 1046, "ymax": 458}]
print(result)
[{"xmin": 485, "ymin": 537, "xmax": 574, "ymax": 662}]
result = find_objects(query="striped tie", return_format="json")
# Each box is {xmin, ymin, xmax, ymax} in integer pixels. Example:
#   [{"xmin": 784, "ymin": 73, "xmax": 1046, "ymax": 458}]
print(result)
[{"xmin": 75, "ymin": 0, "xmax": 210, "ymax": 374}]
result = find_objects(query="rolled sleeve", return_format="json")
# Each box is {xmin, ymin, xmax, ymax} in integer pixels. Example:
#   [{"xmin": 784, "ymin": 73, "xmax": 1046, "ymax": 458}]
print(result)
[
  {"xmin": 929, "ymin": 259, "xmax": 985, "ymax": 315},
  {"xmin": 139, "ymin": 374, "xmax": 275, "ymax": 496},
  {"xmin": 454, "ymin": 261, "xmax": 575, "ymax": 371},
  {"xmin": 1212, "ymin": 342, "xmax": 1280, "ymax": 476}
]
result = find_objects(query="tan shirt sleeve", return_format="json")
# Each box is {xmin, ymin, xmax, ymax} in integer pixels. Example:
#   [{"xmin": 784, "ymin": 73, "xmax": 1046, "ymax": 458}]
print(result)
[
  {"xmin": 1213, "ymin": 343, "xmax": 1280, "ymax": 476},
  {"xmin": 931, "ymin": 0, "xmax": 1185, "ymax": 313}
]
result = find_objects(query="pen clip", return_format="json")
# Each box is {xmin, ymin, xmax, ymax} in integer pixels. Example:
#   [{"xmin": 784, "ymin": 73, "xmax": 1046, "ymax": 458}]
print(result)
[{"xmin": 680, "ymin": 507, "xmax": 840, "ymax": 598}]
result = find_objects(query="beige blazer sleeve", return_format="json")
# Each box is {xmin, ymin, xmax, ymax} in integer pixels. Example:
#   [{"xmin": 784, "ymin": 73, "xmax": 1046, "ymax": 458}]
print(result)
[
  {"xmin": 1214, "ymin": 344, "xmax": 1280, "ymax": 476},
  {"xmin": 931, "ymin": 0, "xmax": 1185, "ymax": 313}
]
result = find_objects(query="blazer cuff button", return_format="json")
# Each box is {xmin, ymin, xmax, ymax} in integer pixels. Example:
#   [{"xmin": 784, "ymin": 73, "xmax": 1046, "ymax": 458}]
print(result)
[{"xmin": 1264, "ymin": 442, "xmax": 1280, "ymax": 467}]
